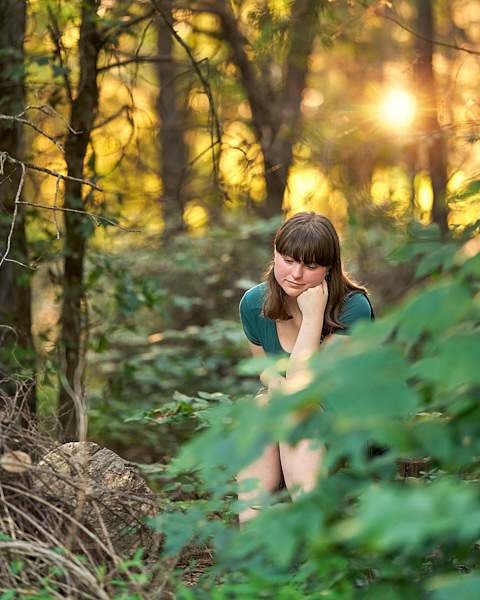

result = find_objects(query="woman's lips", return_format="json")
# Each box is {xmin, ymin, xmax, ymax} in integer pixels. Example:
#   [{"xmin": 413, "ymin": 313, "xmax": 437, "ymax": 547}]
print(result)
[{"xmin": 286, "ymin": 280, "xmax": 304, "ymax": 287}]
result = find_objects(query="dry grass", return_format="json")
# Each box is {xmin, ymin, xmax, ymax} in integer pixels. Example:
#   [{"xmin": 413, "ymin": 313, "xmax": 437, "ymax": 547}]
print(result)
[{"xmin": 0, "ymin": 390, "xmax": 179, "ymax": 600}]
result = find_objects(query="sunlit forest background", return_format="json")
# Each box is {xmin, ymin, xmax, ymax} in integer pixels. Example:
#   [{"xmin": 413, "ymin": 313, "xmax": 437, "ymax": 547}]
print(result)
[{"xmin": 1, "ymin": 0, "xmax": 480, "ymax": 598}]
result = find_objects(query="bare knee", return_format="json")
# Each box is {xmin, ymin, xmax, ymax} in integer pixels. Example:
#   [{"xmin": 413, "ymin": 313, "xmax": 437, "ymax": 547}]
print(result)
[{"xmin": 237, "ymin": 443, "xmax": 282, "ymax": 522}]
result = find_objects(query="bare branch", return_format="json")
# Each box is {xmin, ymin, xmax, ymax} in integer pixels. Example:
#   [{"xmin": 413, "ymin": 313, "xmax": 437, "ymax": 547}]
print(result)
[
  {"xmin": 379, "ymin": 10, "xmax": 480, "ymax": 57},
  {"xmin": 17, "ymin": 103, "xmax": 81, "ymax": 135},
  {"xmin": 15, "ymin": 201, "xmax": 140, "ymax": 233},
  {"xmin": 150, "ymin": 0, "xmax": 223, "ymax": 196},
  {"xmin": 54, "ymin": 175, "xmax": 61, "ymax": 239},
  {"xmin": 1, "ymin": 151, "xmax": 102, "ymax": 191},
  {"xmin": 98, "ymin": 7, "xmax": 157, "ymax": 47},
  {"xmin": 0, "ymin": 161, "xmax": 25, "ymax": 270},
  {"xmin": 0, "ymin": 114, "xmax": 66, "ymax": 154},
  {"xmin": 92, "ymin": 104, "xmax": 130, "ymax": 131},
  {"xmin": 46, "ymin": 5, "xmax": 73, "ymax": 103},
  {"xmin": 59, "ymin": 349, "xmax": 88, "ymax": 444},
  {"xmin": 97, "ymin": 54, "xmax": 172, "ymax": 72},
  {"xmin": 0, "ymin": 151, "xmax": 138, "ymax": 273}
]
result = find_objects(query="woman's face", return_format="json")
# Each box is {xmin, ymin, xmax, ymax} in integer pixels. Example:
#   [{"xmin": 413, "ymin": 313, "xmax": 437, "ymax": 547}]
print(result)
[{"xmin": 273, "ymin": 249, "xmax": 328, "ymax": 297}]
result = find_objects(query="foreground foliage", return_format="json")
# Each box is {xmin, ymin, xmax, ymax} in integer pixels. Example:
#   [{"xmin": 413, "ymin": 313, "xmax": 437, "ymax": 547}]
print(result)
[
  {"xmin": 150, "ymin": 222, "xmax": 480, "ymax": 598},
  {"xmin": 3, "ymin": 221, "xmax": 479, "ymax": 599}
]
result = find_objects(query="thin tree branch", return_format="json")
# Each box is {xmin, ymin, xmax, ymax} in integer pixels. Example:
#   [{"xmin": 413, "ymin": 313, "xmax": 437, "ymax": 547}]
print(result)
[
  {"xmin": 92, "ymin": 104, "xmax": 130, "ymax": 131},
  {"xmin": 98, "ymin": 7, "xmax": 157, "ymax": 47},
  {"xmin": 0, "ymin": 161, "xmax": 25, "ymax": 270},
  {"xmin": 17, "ymin": 103, "xmax": 80, "ymax": 135},
  {"xmin": 54, "ymin": 175, "xmax": 61, "ymax": 239},
  {"xmin": 1, "ymin": 152, "xmax": 102, "ymax": 191},
  {"xmin": 379, "ymin": 10, "xmax": 480, "ymax": 57},
  {"xmin": 0, "ymin": 152, "xmax": 138, "ymax": 271},
  {"xmin": 150, "ymin": 0, "xmax": 223, "ymax": 197},
  {"xmin": 15, "ymin": 201, "xmax": 140, "ymax": 233},
  {"xmin": 97, "ymin": 55, "xmax": 173, "ymax": 72},
  {"xmin": 0, "ymin": 114, "xmax": 66, "ymax": 154},
  {"xmin": 46, "ymin": 6, "xmax": 73, "ymax": 104}
]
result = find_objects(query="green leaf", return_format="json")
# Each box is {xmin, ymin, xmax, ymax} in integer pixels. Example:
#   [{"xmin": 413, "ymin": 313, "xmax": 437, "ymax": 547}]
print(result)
[
  {"xmin": 388, "ymin": 241, "xmax": 439, "ymax": 264},
  {"xmin": 51, "ymin": 64, "xmax": 71, "ymax": 77},
  {"xmin": 362, "ymin": 581, "xmax": 423, "ymax": 600},
  {"xmin": 9, "ymin": 559, "xmax": 24, "ymax": 575},
  {"xmin": 395, "ymin": 280, "xmax": 472, "ymax": 345},
  {"xmin": 458, "ymin": 247, "xmax": 480, "ymax": 276},
  {"xmin": 415, "ymin": 243, "xmax": 458, "ymax": 277},
  {"xmin": 410, "ymin": 419, "xmax": 455, "ymax": 464},
  {"xmin": 427, "ymin": 573, "xmax": 480, "ymax": 600},
  {"xmin": 320, "ymin": 345, "xmax": 418, "ymax": 419},
  {"xmin": 334, "ymin": 479, "xmax": 480, "ymax": 553},
  {"xmin": 449, "ymin": 178, "xmax": 480, "ymax": 201},
  {"xmin": 31, "ymin": 55, "xmax": 50, "ymax": 66},
  {"xmin": 155, "ymin": 503, "xmax": 225, "ymax": 556},
  {"xmin": 411, "ymin": 331, "xmax": 480, "ymax": 391}
]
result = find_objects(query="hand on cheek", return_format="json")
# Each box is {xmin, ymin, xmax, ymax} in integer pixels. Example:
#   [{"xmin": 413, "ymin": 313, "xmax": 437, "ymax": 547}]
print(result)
[{"xmin": 297, "ymin": 278, "xmax": 328, "ymax": 317}]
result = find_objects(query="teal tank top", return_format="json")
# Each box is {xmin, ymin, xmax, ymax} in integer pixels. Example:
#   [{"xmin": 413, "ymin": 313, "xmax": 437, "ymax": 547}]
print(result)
[{"xmin": 239, "ymin": 282, "xmax": 373, "ymax": 357}]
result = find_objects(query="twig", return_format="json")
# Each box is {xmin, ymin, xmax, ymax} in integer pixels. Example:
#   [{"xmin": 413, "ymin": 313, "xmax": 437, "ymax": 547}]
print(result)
[
  {"xmin": 46, "ymin": 5, "xmax": 73, "ymax": 103},
  {"xmin": 59, "ymin": 349, "xmax": 88, "ymax": 443},
  {"xmin": 0, "ymin": 481, "xmax": 119, "ymax": 565},
  {"xmin": 1, "ymin": 151, "xmax": 102, "ymax": 191},
  {"xmin": 150, "ymin": 0, "xmax": 223, "ymax": 197},
  {"xmin": 1, "ymin": 495, "xmax": 66, "ymax": 548},
  {"xmin": 16, "ymin": 201, "xmax": 140, "ymax": 233},
  {"xmin": 97, "ymin": 55, "xmax": 172, "ymax": 72},
  {"xmin": 16, "ymin": 103, "xmax": 80, "ymax": 135},
  {"xmin": 0, "ymin": 325, "xmax": 23, "ymax": 369},
  {"xmin": 0, "ymin": 161, "xmax": 25, "ymax": 269},
  {"xmin": 0, "ymin": 540, "xmax": 111, "ymax": 600},
  {"xmin": 378, "ymin": 9, "xmax": 480, "ymax": 57},
  {"xmin": 0, "ymin": 152, "xmax": 138, "ymax": 264},
  {"xmin": 54, "ymin": 175, "xmax": 61, "ymax": 239},
  {"xmin": 0, "ymin": 113, "xmax": 66, "ymax": 154}
]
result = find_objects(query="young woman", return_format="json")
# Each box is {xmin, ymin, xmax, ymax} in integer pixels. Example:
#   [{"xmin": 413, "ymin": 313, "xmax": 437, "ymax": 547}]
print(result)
[{"xmin": 238, "ymin": 211, "xmax": 373, "ymax": 523}]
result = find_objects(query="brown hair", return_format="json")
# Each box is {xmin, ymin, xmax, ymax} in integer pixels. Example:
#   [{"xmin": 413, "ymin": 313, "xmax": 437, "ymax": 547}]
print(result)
[{"xmin": 261, "ymin": 211, "xmax": 368, "ymax": 335}]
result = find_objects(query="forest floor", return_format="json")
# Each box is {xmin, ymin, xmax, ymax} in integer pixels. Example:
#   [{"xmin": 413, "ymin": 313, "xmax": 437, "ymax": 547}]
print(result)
[{"xmin": 177, "ymin": 543, "xmax": 215, "ymax": 587}]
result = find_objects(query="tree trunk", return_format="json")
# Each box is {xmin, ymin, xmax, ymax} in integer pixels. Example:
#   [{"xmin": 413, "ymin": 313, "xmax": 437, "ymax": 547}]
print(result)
[
  {"xmin": 156, "ymin": 3, "xmax": 189, "ymax": 240},
  {"xmin": 0, "ymin": 0, "xmax": 37, "ymax": 417},
  {"xmin": 263, "ymin": 0, "xmax": 320, "ymax": 217},
  {"xmin": 415, "ymin": 0, "xmax": 449, "ymax": 236},
  {"xmin": 58, "ymin": 0, "xmax": 102, "ymax": 441},
  {"xmin": 217, "ymin": 0, "xmax": 322, "ymax": 218}
]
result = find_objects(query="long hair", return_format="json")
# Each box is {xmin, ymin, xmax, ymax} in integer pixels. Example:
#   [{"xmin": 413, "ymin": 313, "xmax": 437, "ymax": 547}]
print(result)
[{"xmin": 262, "ymin": 212, "xmax": 368, "ymax": 335}]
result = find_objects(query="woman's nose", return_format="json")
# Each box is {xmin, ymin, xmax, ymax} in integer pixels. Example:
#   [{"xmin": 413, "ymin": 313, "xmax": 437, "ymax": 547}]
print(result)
[{"xmin": 291, "ymin": 262, "xmax": 303, "ymax": 278}]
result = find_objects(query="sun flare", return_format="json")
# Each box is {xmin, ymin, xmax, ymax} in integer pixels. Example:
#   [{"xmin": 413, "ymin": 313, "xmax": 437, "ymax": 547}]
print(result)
[{"xmin": 382, "ymin": 89, "xmax": 417, "ymax": 129}]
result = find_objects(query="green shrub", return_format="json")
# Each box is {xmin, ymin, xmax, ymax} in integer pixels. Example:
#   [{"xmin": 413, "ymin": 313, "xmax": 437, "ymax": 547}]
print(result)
[
  {"xmin": 86, "ymin": 218, "xmax": 277, "ymax": 459},
  {"xmin": 151, "ymin": 222, "xmax": 480, "ymax": 598}
]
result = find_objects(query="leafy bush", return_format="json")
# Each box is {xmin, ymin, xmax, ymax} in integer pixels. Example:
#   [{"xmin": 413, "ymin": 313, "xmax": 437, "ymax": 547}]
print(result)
[
  {"xmin": 150, "ymin": 222, "xmax": 480, "ymax": 599},
  {"xmin": 86, "ymin": 218, "xmax": 278, "ymax": 460}
]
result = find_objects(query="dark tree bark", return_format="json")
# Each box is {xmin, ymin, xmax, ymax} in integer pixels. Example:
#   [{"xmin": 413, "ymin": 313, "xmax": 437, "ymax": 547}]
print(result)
[
  {"xmin": 415, "ymin": 0, "xmax": 449, "ymax": 236},
  {"xmin": 156, "ymin": 3, "xmax": 189, "ymax": 240},
  {"xmin": 0, "ymin": 0, "xmax": 37, "ymax": 415},
  {"xmin": 215, "ymin": 0, "xmax": 322, "ymax": 217},
  {"xmin": 58, "ymin": 0, "xmax": 102, "ymax": 440}
]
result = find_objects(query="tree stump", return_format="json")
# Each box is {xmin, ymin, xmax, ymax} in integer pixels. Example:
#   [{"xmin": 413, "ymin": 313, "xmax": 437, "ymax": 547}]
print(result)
[
  {"xmin": 397, "ymin": 457, "xmax": 431, "ymax": 479},
  {"xmin": 33, "ymin": 441, "xmax": 160, "ymax": 557}
]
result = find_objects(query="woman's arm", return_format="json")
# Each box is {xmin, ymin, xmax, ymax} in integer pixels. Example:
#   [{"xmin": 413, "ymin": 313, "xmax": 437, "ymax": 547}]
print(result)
[
  {"xmin": 248, "ymin": 340, "xmax": 286, "ymax": 391},
  {"xmin": 286, "ymin": 280, "xmax": 328, "ymax": 381}
]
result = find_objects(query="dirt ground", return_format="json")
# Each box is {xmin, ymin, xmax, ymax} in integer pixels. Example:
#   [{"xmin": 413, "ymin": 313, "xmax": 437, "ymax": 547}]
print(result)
[{"xmin": 177, "ymin": 543, "xmax": 215, "ymax": 587}]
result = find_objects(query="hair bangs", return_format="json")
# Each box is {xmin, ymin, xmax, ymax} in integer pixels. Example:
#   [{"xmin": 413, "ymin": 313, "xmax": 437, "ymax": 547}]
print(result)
[{"xmin": 276, "ymin": 227, "xmax": 334, "ymax": 267}]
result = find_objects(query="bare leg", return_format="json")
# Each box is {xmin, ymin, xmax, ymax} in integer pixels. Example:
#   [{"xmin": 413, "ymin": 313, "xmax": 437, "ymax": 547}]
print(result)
[
  {"xmin": 279, "ymin": 439, "xmax": 325, "ymax": 500},
  {"xmin": 237, "ymin": 443, "xmax": 282, "ymax": 524}
]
